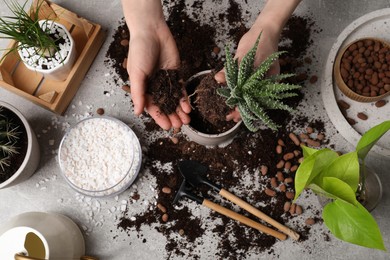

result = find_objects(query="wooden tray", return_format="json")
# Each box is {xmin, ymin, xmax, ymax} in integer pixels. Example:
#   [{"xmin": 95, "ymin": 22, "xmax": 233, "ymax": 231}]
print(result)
[{"xmin": 0, "ymin": 0, "xmax": 105, "ymax": 114}]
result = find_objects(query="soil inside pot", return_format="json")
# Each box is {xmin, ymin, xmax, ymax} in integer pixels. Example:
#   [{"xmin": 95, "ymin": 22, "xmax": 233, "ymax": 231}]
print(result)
[
  {"xmin": 0, "ymin": 107, "xmax": 28, "ymax": 183},
  {"xmin": 187, "ymin": 71, "xmax": 236, "ymax": 134}
]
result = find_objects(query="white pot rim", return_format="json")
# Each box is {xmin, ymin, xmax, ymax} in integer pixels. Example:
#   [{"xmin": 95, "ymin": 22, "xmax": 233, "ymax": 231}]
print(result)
[
  {"xmin": 18, "ymin": 20, "xmax": 75, "ymax": 74},
  {"xmin": 0, "ymin": 101, "xmax": 34, "ymax": 187}
]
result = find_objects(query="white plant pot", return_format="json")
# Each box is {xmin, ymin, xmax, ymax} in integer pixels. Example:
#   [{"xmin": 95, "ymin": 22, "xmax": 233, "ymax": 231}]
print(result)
[
  {"xmin": 181, "ymin": 70, "xmax": 242, "ymax": 147},
  {"xmin": 0, "ymin": 212, "xmax": 85, "ymax": 259},
  {"xmin": 0, "ymin": 101, "xmax": 40, "ymax": 189},
  {"xmin": 18, "ymin": 20, "xmax": 76, "ymax": 81}
]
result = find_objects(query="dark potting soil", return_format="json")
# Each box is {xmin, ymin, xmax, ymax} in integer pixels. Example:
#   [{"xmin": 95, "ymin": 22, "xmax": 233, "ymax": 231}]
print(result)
[
  {"xmin": 147, "ymin": 70, "xmax": 184, "ymax": 115},
  {"xmin": 0, "ymin": 107, "xmax": 28, "ymax": 183},
  {"xmin": 106, "ymin": 0, "xmax": 325, "ymax": 259},
  {"xmin": 188, "ymin": 71, "xmax": 236, "ymax": 134}
]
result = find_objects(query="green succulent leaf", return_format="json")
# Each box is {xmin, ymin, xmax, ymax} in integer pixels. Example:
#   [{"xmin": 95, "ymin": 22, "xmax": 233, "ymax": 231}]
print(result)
[
  {"xmin": 216, "ymin": 88, "xmax": 231, "ymax": 99},
  {"xmin": 356, "ymin": 120, "xmax": 390, "ymax": 161},
  {"xmin": 323, "ymin": 199, "xmax": 385, "ymax": 250},
  {"xmin": 237, "ymin": 35, "xmax": 261, "ymax": 87},
  {"xmin": 238, "ymin": 104, "xmax": 258, "ymax": 132},
  {"xmin": 224, "ymin": 45, "xmax": 238, "ymax": 91},
  {"xmin": 243, "ymin": 94, "xmax": 279, "ymax": 130},
  {"xmin": 247, "ymin": 51, "xmax": 284, "ymax": 83}
]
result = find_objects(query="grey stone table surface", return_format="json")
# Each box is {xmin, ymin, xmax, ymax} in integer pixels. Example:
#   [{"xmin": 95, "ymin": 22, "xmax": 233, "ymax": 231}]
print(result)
[{"xmin": 0, "ymin": 0, "xmax": 390, "ymax": 259}]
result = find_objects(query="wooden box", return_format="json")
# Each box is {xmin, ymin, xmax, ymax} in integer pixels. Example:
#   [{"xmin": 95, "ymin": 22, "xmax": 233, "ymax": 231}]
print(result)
[{"xmin": 0, "ymin": 0, "xmax": 105, "ymax": 114}]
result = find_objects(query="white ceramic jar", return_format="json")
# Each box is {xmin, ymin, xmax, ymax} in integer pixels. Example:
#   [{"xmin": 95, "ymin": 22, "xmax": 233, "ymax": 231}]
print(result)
[
  {"xmin": 0, "ymin": 212, "xmax": 85, "ymax": 260},
  {"xmin": 18, "ymin": 20, "xmax": 76, "ymax": 81}
]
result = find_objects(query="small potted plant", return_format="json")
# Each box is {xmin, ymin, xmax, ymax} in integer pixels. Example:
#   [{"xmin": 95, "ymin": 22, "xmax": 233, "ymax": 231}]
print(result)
[
  {"xmin": 294, "ymin": 120, "xmax": 390, "ymax": 250},
  {"xmin": 0, "ymin": 101, "xmax": 40, "ymax": 188},
  {"xmin": 0, "ymin": 0, "xmax": 76, "ymax": 81},
  {"xmin": 182, "ymin": 34, "xmax": 301, "ymax": 146}
]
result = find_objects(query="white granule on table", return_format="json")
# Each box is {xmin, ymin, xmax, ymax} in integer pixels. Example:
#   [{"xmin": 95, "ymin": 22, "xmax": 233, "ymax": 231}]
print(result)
[{"xmin": 59, "ymin": 118, "xmax": 141, "ymax": 194}]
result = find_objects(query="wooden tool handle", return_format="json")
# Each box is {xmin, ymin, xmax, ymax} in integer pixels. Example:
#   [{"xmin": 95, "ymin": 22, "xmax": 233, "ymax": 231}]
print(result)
[
  {"xmin": 219, "ymin": 188, "xmax": 300, "ymax": 241},
  {"xmin": 203, "ymin": 199, "xmax": 287, "ymax": 241}
]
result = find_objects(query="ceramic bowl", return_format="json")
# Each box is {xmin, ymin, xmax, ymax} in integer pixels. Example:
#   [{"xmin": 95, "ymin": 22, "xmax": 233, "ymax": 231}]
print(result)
[{"xmin": 333, "ymin": 37, "xmax": 390, "ymax": 102}]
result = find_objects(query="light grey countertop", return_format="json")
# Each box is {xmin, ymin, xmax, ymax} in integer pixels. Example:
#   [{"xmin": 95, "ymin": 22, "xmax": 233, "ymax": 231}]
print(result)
[{"xmin": 0, "ymin": 0, "xmax": 389, "ymax": 259}]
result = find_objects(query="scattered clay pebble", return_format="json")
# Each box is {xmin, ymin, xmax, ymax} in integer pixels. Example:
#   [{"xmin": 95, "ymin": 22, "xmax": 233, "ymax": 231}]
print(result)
[
  {"xmin": 293, "ymin": 150, "xmax": 301, "ymax": 157},
  {"xmin": 283, "ymin": 201, "xmax": 291, "ymax": 212},
  {"xmin": 213, "ymin": 46, "xmax": 221, "ymax": 54},
  {"xmin": 357, "ymin": 112, "xmax": 368, "ymax": 120},
  {"xmin": 299, "ymin": 133, "xmax": 309, "ymax": 140},
  {"xmin": 337, "ymin": 99, "xmax": 350, "ymax": 110},
  {"xmin": 283, "ymin": 152, "xmax": 294, "ymax": 161},
  {"xmin": 260, "ymin": 165, "xmax": 268, "ymax": 175},
  {"xmin": 157, "ymin": 203, "xmax": 167, "ymax": 213},
  {"xmin": 305, "ymin": 218, "xmax": 315, "ymax": 225},
  {"xmin": 290, "ymin": 165, "xmax": 298, "ymax": 172},
  {"xmin": 284, "ymin": 177, "xmax": 293, "ymax": 184},
  {"xmin": 162, "ymin": 213, "xmax": 169, "ymax": 222},
  {"xmin": 286, "ymin": 191, "xmax": 295, "ymax": 199},
  {"xmin": 289, "ymin": 203, "xmax": 296, "ymax": 215},
  {"xmin": 162, "ymin": 187, "xmax": 172, "ymax": 194},
  {"xmin": 346, "ymin": 117, "xmax": 356, "ymax": 125},
  {"xmin": 284, "ymin": 161, "xmax": 291, "ymax": 170},
  {"xmin": 122, "ymin": 58, "xmax": 127, "ymax": 69},
  {"xmin": 277, "ymin": 139, "xmax": 285, "ymax": 146},
  {"xmin": 276, "ymin": 160, "xmax": 285, "ymax": 169},
  {"xmin": 289, "ymin": 133, "xmax": 300, "ymax": 146},
  {"xmin": 276, "ymin": 171, "xmax": 284, "ymax": 182},
  {"xmin": 375, "ymin": 100, "xmax": 387, "ymax": 107},
  {"xmin": 276, "ymin": 145, "xmax": 283, "ymax": 154},
  {"xmin": 306, "ymin": 138, "xmax": 321, "ymax": 147},
  {"xmin": 169, "ymin": 136, "xmax": 179, "ymax": 144},
  {"xmin": 306, "ymin": 127, "xmax": 314, "ymax": 134},
  {"xmin": 279, "ymin": 183, "xmax": 286, "ymax": 192},
  {"xmin": 317, "ymin": 133, "xmax": 325, "ymax": 141},
  {"xmin": 309, "ymin": 75, "xmax": 318, "ymax": 84},
  {"xmin": 122, "ymin": 85, "xmax": 131, "ymax": 93},
  {"xmin": 265, "ymin": 188, "xmax": 276, "ymax": 197},
  {"xmin": 178, "ymin": 229, "xmax": 185, "ymax": 236},
  {"xmin": 296, "ymin": 205, "xmax": 303, "ymax": 215},
  {"xmin": 270, "ymin": 177, "xmax": 278, "ymax": 188},
  {"xmin": 96, "ymin": 108, "xmax": 105, "ymax": 115},
  {"xmin": 120, "ymin": 39, "xmax": 129, "ymax": 46}
]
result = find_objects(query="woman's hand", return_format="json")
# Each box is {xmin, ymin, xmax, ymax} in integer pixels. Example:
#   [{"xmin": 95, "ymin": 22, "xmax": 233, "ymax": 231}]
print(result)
[{"xmin": 122, "ymin": 0, "xmax": 191, "ymax": 130}]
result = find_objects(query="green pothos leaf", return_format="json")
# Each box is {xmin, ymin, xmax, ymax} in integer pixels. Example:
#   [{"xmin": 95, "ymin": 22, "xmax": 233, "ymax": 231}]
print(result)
[
  {"xmin": 323, "ymin": 199, "xmax": 385, "ymax": 250},
  {"xmin": 294, "ymin": 148, "xmax": 339, "ymax": 200},
  {"xmin": 301, "ymin": 145, "xmax": 319, "ymax": 158},
  {"xmin": 356, "ymin": 120, "xmax": 390, "ymax": 161},
  {"xmin": 317, "ymin": 152, "xmax": 360, "ymax": 192},
  {"xmin": 321, "ymin": 177, "xmax": 358, "ymax": 206}
]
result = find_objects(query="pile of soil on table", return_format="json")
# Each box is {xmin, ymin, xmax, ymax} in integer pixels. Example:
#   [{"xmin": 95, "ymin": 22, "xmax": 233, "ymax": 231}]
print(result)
[
  {"xmin": 106, "ymin": 0, "xmax": 326, "ymax": 259},
  {"xmin": 0, "ymin": 107, "xmax": 28, "ymax": 183}
]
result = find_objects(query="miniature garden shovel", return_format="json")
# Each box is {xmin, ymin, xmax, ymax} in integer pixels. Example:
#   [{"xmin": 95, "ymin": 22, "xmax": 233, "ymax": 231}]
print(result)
[
  {"xmin": 174, "ymin": 179, "xmax": 287, "ymax": 241},
  {"xmin": 178, "ymin": 160, "xmax": 300, "ymax": 241}
]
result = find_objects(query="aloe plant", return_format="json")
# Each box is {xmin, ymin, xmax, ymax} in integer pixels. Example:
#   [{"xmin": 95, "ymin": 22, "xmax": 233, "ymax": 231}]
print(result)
[
  {"xmin": 217, "ymin": 34, "xmax": 301, "ymax": 131},
  {"xmin": 0, "ymin": 0, "xmax": 58, "ymax": 62},
  {"xmin": 0, "ymin": 107, "xmax": 20, "ymax": 171},
  {"xmin": 294, "ymin": 120, "xmax": 390, "ymax": 250}
]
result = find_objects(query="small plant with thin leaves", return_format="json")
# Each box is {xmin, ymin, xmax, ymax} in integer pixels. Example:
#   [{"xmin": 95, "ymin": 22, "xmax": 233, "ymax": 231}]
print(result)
[
  {"xmin": 294, "ymin": 120, "xmax": 390, "ymax": 250},
  {"xmin": 217, "ymin": 34, "xmax": 301, "ymax": 132},
  {"xmin": 0, "ymin": 107, "xmax": 21, "ymax": 172},
  {"xmin": 0, "ymin": 0, "xmax": 58, "ymax": 62}
]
